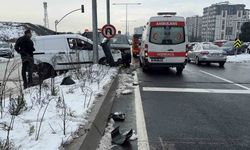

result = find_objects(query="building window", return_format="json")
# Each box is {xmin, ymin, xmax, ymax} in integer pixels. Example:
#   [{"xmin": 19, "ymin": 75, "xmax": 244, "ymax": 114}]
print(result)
[
  {"xmin": 238, "ymin": 11, "xmax": 241, "ymax": 18},
  {"xmin": 237, "ymin": 22, "xmax": 241, "ymax": 30},
  {"xmin": 226, "ymin": 27, "xmax": 233, "ymax": 35},
  {"xmin": 222, "ymin": 20, "xmax": 225, "ymax": 30},
  {"xmin": 221, "ymin": 32, "xmax": 224, "ymax": 39},
  {"xmin": 222, "ymin": 11, "xmax": 226, "ymax": 17}
]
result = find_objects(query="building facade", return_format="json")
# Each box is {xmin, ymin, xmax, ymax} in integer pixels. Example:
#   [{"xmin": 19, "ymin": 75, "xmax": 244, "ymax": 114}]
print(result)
[
  {"xmin": 186, "ymin": 15, "xmax": 202, "ymax": 42},
  {"xmin": 202, "ymin": 1, "xmax": 250, "ymax": 41}
]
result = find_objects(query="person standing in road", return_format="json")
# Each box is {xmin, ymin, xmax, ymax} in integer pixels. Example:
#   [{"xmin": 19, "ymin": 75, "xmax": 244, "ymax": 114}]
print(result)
[{"xmin": 15, "ymin": 30, "xmax": 35, "ymax": 89}]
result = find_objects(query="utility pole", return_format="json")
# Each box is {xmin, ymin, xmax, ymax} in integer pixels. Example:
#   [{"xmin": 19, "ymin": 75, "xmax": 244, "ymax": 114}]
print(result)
[
  {"xmin": 113, "ymin": 3, "xmax": 141, "ymax": 36},
  {"xmin": 121, "ymin": 20, "xmax": 136, "ymax": 36},
  {"xmin": 107, "ymin": 0, "xmax": 110, "ymax": 24},
  {"xmin": 92, "ymin": 0, "xmax": 99, "ymax": 64}
]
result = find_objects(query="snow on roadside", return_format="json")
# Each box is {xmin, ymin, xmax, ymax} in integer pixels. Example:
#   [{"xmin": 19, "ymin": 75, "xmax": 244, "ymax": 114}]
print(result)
[
  {"xmin": 227, "ymin": 54, "xmax": 250, "ymax": 63},
  {"xmin": 116, "ymin": 69, "xmax": 134, "ymax": 97},
  {"xmin": 0, "ymin": 65, "xmax": 117, "ymax": 150},
  {"xmin": 96, "ymin": 119, "xmax": 115, "ymax": 150}
]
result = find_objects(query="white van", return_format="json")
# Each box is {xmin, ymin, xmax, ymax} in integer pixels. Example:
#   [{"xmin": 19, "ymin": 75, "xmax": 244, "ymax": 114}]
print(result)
[
  {"xmin": 139, "ymin": 12, "xmax": 188, "ymax": 74},
  {"xmin": 32, "ymin": 34, "xmax": 110, "ymax": 78}
]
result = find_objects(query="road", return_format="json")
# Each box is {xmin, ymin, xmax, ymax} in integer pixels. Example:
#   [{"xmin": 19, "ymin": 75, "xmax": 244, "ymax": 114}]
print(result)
[{"xmin": 115, "ymin": 61, "xmax": 250, "ymax": 150}]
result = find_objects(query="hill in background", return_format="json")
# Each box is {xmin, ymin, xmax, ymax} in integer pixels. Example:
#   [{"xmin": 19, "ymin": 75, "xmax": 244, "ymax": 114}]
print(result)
[{"xmin": 0, "ymin": 21, "xmax": 56, "ymax": 42}]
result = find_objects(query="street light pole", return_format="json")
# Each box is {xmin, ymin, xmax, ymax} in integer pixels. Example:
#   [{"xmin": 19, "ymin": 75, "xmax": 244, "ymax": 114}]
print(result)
[
  {"xmin": 107, "ymin": 0, "xmax": 110, "ymax": 24},
  {"xmin": 92, "ymin": 0, "xmax": 99, "ymax": 64},
  {"xmin": 113, "ymin": 3, "xmax": 141, "ymax": 36},
  {"xmin": 54, "ymin": 8, "xmax": 82, "ymax": 33},
  {"xmin": 121, "ymin": 20, "xmax": 136, "ymax": 36}
]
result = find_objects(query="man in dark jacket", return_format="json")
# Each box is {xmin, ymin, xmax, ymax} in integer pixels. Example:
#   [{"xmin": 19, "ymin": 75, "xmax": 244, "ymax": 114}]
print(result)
[{"xmin": 15, "ymin": 30, "xmax": 35, "ymax": 88}]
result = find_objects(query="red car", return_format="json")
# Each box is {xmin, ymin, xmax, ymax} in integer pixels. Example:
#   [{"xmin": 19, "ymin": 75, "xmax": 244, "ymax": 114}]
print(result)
[{"xmin": 132, "ymin": 34, "xmax": 142, "ymax": 57}]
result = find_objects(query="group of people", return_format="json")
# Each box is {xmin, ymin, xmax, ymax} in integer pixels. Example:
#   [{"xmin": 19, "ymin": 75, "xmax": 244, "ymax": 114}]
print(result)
[{"xmin": 15, "ymin": 30, "xmax": 35, "ymax": 89}]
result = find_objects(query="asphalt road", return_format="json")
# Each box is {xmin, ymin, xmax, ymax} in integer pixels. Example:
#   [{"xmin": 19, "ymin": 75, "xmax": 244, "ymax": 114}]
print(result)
[{"xmin": 133, "ymin": 61, "xmax": 250, "ymax": 150}]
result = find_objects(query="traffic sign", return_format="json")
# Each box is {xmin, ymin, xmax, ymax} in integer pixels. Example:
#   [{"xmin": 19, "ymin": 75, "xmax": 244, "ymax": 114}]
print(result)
[
  {"xmin": 101, "ymin": 24, "xmax": 116, "ymax": 39},
  {"xmin": 234, "ymin": 38, "xmax": 241, "ymax": 48}
]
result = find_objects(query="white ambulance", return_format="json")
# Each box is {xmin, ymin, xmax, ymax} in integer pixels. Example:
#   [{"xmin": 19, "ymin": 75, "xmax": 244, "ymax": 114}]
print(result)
[{"xmin": 139, "ymin": 12, "xmax": 188, "ymax": 74}]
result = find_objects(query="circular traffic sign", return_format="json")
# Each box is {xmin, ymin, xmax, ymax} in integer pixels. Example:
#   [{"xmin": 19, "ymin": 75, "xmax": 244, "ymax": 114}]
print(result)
[{"xmin": 101, "ymin": 24, "xmax": 116, "ymax": 39}]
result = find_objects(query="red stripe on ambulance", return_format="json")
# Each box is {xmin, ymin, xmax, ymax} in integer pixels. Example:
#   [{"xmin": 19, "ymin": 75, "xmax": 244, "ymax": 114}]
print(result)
[
  {"xmin": 150, "ymin": 21, "xmax": 185, "ymax": 27},
  {"xmin": 148, "ymin": 52, "xmax": 186, "ymax": 57}
]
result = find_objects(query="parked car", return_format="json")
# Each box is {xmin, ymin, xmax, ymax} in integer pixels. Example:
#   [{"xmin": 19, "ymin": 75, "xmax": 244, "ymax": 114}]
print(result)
[
  {"xmin": 187, "ymin": 42, "xmax": 227, "ymax": 67},
  {"xmin": 0, "ymin": 43, "xmax": 14, "ymax": 58},
  {"xmin": 221, "ymin": 41, "xmax": 243, "ymax": 55},
  {"xmin": 109, "ymin": 34, "xmax": 131, "ymax": 66},
  {"xmin": 214, "ymin": 40, "xmax": 227, "ymax": 47}
]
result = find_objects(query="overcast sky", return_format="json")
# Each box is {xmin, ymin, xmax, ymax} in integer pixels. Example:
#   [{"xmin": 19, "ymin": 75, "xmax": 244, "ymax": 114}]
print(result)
[{"xmin": 0, "ymin": 0, "xmax": 250, "ymax": 34}]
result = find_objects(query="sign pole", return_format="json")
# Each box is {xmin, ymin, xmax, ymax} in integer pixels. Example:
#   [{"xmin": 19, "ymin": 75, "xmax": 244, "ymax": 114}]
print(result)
[
  {"xmin": 107, "ymin": 0, "xmax": 110, "ymax": 24},
  {"xmin": 92, "ymin": 0, "xmax": 99, "ymax": 64}
]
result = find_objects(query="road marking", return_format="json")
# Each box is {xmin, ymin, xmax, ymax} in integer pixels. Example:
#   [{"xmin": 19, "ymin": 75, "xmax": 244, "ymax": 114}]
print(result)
[
  {"xmin": 143, "ymin": 87, "xmax": 250, "ymax": 94},
  {"xmin": 200, "ymin": 70, "xmax": 250, "ymax": 90},
  {"xmin": 134, "ymin": 71, "xmax": 150, "ymax": 150},
  {"xmin": 159, "ymin": 137, "xmax": 166, "ymax": 150}
]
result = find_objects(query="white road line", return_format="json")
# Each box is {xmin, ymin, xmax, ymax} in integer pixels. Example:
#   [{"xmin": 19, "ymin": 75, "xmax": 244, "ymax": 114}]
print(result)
[
  {"xmin": 143, "ymin": 87, "xmax": 250, "ymax": 94},
  {"xmin": 159, "ymin": 137, "xmax": 166, "ymax": 150},
  {"xmin": 134, "ymin": 71, "xmax": 150, "ymax": 150},
  {"xmin": 200, "ymin": 70, "xmax": 250, "ymax": 90}
]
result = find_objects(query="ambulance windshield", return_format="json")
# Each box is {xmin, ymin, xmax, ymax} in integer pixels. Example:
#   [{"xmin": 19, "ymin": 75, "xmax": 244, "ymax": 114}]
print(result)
[{"xmin": 150, "ymin": 26, "xmax": 185, "ymax": 45}]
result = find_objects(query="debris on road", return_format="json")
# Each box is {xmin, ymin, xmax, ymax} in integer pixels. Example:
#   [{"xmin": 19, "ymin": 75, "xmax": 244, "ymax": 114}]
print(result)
[
  {"xmin": 111, "ymin": 126, "xmax": 133, "ymax": 145},
  {"xmin": 109, "ymin": 112, "xmax": 125, "ymax": 122}
]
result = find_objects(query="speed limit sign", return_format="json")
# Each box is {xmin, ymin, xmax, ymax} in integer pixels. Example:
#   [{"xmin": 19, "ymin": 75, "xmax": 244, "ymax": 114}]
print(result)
[{"xmin": 101, "ymin": 24, "xmax": 116, "ymax": 39}]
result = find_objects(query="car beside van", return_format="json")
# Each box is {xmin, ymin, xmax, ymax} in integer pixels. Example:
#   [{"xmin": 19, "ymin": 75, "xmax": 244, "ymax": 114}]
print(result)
[
  {"xmin": 32, "ymin": 34, "xmax": 113, "ymax": 78},
  {"xmin": 139, "ymin": 12, "xmax": 188, "ymax": 74}
]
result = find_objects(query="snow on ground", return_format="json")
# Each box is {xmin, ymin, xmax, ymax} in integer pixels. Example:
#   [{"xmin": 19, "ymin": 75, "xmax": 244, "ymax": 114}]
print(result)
[
  {"xmin": 116, "ymin": 68, "xmax": 134, "ymax": 97},
  {"xmin": 227, "ymin": 54, "xmax": 250, "ymax": 63},
  {"xmin": 0, "ymin": 65, "xmax": 117, "ymax": 150}
]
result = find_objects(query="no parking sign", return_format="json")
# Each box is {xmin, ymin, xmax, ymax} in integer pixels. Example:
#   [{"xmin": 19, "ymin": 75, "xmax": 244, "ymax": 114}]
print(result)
[{"xmin": 101, "ymin": 24, "xmax": 116, "ymax": 39}]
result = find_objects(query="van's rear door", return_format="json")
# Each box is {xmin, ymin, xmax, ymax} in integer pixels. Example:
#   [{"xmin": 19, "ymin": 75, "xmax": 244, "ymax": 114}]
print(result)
[{"xmin": 148, "ymin": 21, "xmax": 186, "ymax": 63}]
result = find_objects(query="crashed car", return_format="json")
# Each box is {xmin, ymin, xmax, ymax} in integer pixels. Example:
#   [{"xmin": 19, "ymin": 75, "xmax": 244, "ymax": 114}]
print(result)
[
  {"xmin": 0, "ymin": 43, "xmax": 14, "ymax": 58},
  {"xmin": 109, "ymin": 34, "xmax": 131, "ymax": 67}
]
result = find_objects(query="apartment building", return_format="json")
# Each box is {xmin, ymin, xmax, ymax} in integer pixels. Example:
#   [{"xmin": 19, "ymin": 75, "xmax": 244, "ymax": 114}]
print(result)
[
  {"xmin": 202, "ymin": 1, "xmax": 250, "ymax": 41},
  {"xmin": 186, "ymin": 15, "xmax": 202, "ymax": 42}
]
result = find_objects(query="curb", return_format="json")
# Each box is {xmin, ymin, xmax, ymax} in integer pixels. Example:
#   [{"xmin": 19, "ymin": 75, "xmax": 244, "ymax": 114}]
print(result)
[{"xmin": 62, "ymin": 74, "xmax": 119, "ymax": 150}]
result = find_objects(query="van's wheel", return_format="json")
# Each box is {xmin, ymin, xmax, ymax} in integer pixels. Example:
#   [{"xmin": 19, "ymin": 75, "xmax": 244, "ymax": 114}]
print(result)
[
  {"xmin": 176, "ymin": 67, "xmax": 184, "ymax": 75},
  {"xmin": 195, "ymin": 57, "xmax": 201, "ymax": 65},
  {"xmin": 98, "ymin": 57, "xmax": 107, "ymax": 65},
  {"xmin": 38, "ymin": 63, "xmax": 56, "ymax": 80}
]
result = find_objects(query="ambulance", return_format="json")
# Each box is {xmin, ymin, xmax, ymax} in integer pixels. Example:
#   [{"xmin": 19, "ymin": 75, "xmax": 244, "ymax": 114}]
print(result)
[{"xmin": 139, "ymin": 12, "xmax": 188, "ymax": 74}]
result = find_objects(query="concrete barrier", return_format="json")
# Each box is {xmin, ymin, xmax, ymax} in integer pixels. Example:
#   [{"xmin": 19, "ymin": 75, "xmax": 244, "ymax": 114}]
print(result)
[{"xmin": 61, "ymin": 74, "xmax": 119, "ymax": 150}]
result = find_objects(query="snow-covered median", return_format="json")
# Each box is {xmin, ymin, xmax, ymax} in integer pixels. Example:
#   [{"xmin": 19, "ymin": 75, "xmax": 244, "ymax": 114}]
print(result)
[
  {"xmin": 227, "ymin": 54, "xmax": 250, "ymax": 63},
  {"xmin": 0, "ymin": 65, "xmax": 117, "ymax": 150}
]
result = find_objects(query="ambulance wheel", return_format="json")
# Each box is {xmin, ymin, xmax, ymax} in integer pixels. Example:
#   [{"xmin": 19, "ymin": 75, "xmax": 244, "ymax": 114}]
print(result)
[
  {"xmin": 142, "ymin": 64, "xmax": 149, "ymax": 72},
  {"xmin": 176, "ymin": 67, "xmax": 184, "ymax": 75}
]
